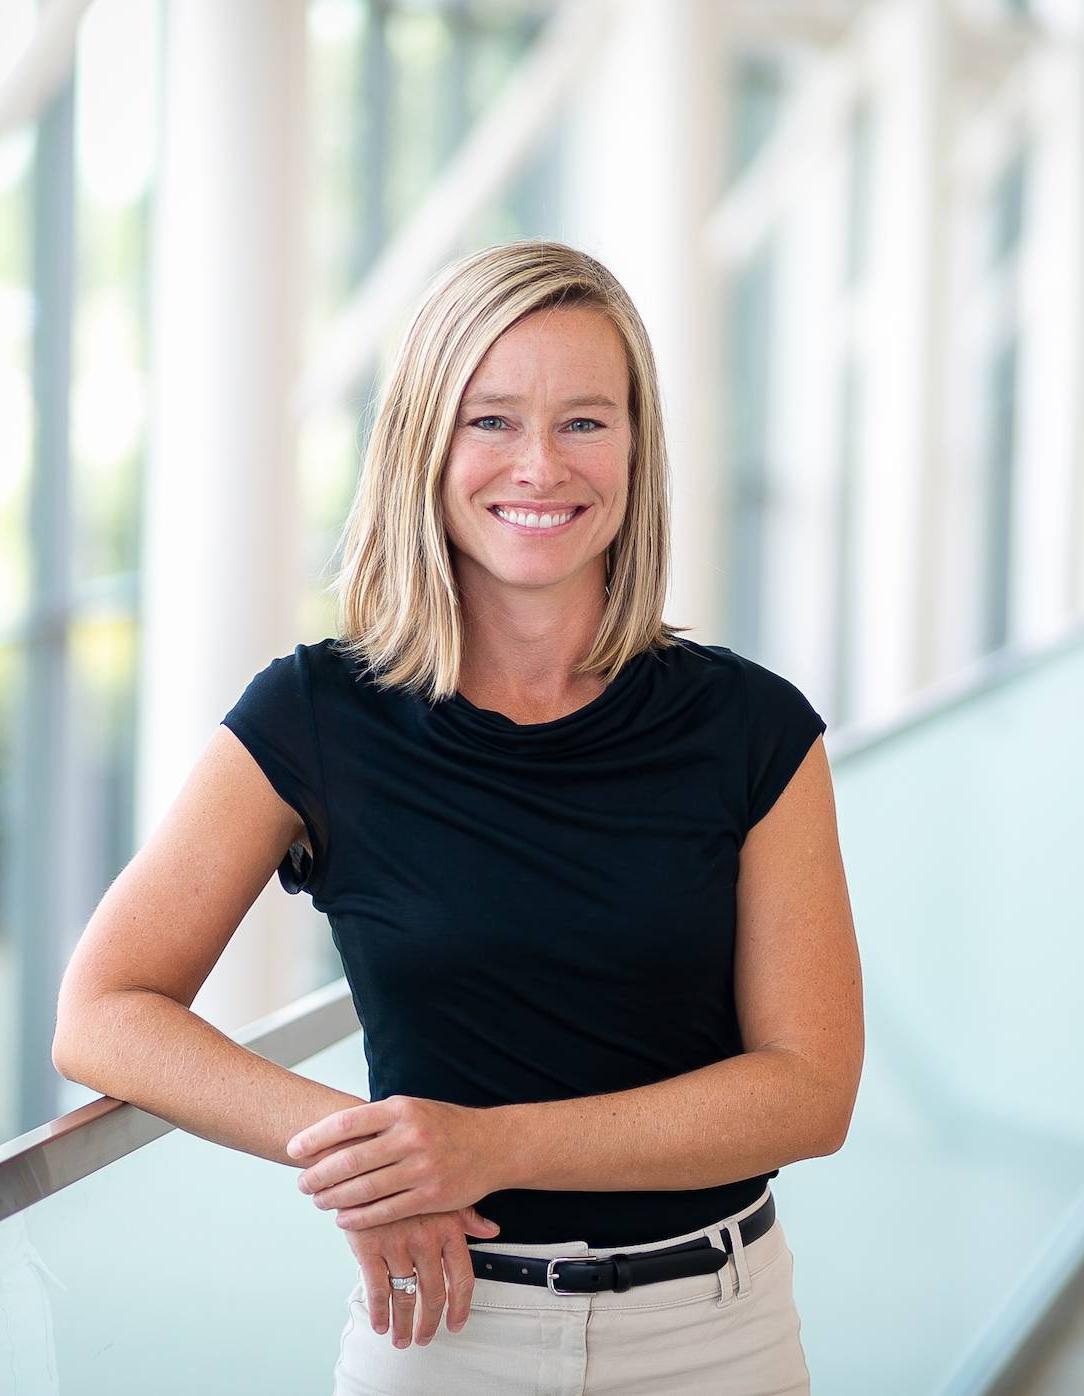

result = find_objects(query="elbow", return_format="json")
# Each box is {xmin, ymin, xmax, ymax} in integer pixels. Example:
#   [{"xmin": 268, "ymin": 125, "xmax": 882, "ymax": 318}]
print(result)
[
  {"xmin": 817, "ymin": 1098, "xmax": 858, "ymax": 1156},
  {"xmin": 52, "ymin": 1001, "xmax": 98, "ymax": 1081},
  {"xmin": 52, "ymin": 1023, "xmax": 80, "ymax": 1080},
  {"xmin": 817, "ymin": 1122, "xmax": 848, "ymax": 1157}
]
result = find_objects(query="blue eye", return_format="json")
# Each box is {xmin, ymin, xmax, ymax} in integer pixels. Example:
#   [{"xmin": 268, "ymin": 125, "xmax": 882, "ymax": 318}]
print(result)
[{"xmin": 466, "ymin": 416, "xmax": 604, "ymax": 432}]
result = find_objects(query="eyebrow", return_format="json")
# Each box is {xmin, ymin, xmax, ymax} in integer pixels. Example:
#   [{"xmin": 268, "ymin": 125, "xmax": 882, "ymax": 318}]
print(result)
[{"xmin": 461, "ymin": 392, "xmax": 620, "ymax": 410}]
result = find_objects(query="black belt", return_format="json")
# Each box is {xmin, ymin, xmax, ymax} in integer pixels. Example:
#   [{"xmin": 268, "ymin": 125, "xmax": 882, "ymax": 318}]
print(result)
[{"xmin": 470, "ymin": 1191, "xmax": 775, "ymax": 1295}]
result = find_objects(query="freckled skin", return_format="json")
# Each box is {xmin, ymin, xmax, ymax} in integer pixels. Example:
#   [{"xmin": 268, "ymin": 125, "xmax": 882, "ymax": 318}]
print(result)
[
  {"xmin": 440, "ymin": 304, "xmax": 633, "ymax": 715},
  {"xmin": 442, "ymin": 304, "xmax": 631, "ymax": 601}
]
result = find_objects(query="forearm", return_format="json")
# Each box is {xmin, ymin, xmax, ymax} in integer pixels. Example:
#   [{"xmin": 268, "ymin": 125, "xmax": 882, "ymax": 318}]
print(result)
[
  {"xmin": 489, "ymin": 1047, "xmax": 842, "ymax": 1192},
  {"xmin": 53, "ymin": 988, "xmax": 362, "ymax": 1169}
]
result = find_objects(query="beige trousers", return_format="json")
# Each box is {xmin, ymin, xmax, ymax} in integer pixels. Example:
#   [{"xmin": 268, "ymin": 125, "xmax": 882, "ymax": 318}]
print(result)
[{"xmin": 330, "ymin": 1184, "xmax": 811, "ymax": 1394}]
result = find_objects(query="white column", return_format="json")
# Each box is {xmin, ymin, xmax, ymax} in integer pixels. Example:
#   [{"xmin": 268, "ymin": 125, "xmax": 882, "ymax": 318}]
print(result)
[
  {"xmin": 1013, "ymin": 26, "xmax": 1084, "ymax": 635},
  {"xmin": 561, "ymin": 0, "xmax": 728, "ymax": 641},
  {"xmin": 856, "ymin": 0, "xmax": 954, "ymax": 713},
  {"xmin": 140, "ymin": 0, "xmax": 311, "ymax": 1033},
  {"xmin": 769, "ymin": 54, "xmax": 854, "ymax": 693}
]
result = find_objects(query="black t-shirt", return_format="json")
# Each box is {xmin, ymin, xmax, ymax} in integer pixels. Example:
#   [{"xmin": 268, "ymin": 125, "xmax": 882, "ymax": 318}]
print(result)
[{"xmin": 220, "ymin": 635, "xmax": 826, "ymax": 1245}]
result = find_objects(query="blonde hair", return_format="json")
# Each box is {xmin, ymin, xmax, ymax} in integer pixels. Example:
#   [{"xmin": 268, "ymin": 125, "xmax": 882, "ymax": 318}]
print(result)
[{"xmin": 326, "ymin": 238, "xmax": 690, "ymax": 702}]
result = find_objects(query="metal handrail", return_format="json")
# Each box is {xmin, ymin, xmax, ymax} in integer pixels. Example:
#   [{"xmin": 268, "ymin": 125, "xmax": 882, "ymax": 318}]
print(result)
[{"xmin": 0, "ymin": 976, "xmax": 359, "ymax": 1222}]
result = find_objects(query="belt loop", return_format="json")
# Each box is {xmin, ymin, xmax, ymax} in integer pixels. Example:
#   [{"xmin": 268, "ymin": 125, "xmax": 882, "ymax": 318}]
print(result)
[
  {"xmin": 722, "ymin": 1219, "xmax": 753, "ymax": 1301},
  {"xmin": 708, "ymin": 1226, "xmax": 733, "ymax": 1309}
]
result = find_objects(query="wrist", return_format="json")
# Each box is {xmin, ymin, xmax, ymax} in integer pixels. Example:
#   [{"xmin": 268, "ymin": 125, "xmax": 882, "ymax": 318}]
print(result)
[{"xmin": 478, "ymin": 1101, "xmax": 534, "ymax": 1191}]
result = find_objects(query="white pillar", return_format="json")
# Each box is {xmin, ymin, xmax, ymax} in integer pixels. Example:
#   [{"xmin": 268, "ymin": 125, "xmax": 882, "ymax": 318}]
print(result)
[
  {"xmin": 1013, "ymin": 30, "xmax": 1084, "ymax": 635},
  {"xmin": 857, "ymin": 0, "xmax": 954, "ymax": 712},
  {"xmin": 141, "ymin": 0, "xmax": 311, "ymax": 1033},
  {"xmin": 769, "ymin": 52, "xmax": 855, "ymax": 693},
  {"xmin": 561, "ymin": 0, "xmax": 728, "ymax": 641}
]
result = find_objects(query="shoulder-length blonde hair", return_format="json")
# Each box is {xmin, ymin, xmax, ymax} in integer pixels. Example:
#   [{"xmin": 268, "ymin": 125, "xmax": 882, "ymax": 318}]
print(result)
[{"xmin": 327, "ymin": 238, "xmax": 690, "ymax": 702}]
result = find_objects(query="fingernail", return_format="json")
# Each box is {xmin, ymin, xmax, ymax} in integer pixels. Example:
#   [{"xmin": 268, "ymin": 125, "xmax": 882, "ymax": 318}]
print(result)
[{"xmin": 393, "ymin": 1337, "xmax": 409, "ymax": 1348}]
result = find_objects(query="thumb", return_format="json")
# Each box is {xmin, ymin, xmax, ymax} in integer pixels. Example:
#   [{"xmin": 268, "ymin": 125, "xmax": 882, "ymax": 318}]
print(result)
[{"xmin": 458, "ymin": 1204, "xmax": 501, "ymax": 1235}]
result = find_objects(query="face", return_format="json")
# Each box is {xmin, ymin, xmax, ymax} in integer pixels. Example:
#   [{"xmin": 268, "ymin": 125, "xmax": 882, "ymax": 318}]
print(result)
[{"xmin": 441, "ymin": 304, "xmax": 632, "ymax": 598}]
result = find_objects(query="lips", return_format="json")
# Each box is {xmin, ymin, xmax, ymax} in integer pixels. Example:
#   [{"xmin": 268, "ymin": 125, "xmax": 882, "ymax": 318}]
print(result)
[{"xmin": 488, "ymin": 504, "xmax": 588, "ymax": 534}]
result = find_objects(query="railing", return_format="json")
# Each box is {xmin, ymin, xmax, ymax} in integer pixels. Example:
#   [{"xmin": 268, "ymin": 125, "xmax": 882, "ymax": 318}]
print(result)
[
  {"xmin": 0, "ymin": 980, "xmax": 371, "ymax": 1393},
  {"xmin": 2, "ymin": 621, "xmax": 1083, "ymax": 1392}
]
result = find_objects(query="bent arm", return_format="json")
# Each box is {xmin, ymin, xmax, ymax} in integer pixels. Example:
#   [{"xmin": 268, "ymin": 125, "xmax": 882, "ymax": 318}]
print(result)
[
  {"xmin": 54, "ymin": 987, "xmax": 363, "ymax": 1170},
  {"xmin": 486, "ymin": 1046, "xmax": 837, "ymax": 1193},
  {"xmin": 485, "ymin": 735, "xmax": 863, "ymax": 1193},
  {"xmin": 52, "ymin": 724, "xmax": 359, "ymax": 1171}
]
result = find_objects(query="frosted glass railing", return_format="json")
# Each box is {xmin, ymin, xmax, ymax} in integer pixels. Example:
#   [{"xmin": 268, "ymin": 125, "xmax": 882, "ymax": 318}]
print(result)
[
  {"xmin": 781, "ymin": 626, "xmax": 1084, "ymax": 1395},
  {"xmin": 2, "ymin": 626, "xmax": 1082, "ymax": 1394},
  {"xmin": 1, "ymin": 989, "xmax": 372, "ymax": 1396}
]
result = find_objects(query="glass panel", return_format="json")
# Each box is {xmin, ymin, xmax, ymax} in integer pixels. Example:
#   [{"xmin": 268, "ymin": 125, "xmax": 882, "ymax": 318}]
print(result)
[
  {"xmin": 2, "ymin": 1031, "xmax": 370, "ymax": 1393},
  {"xmin": 782, "ymin": 636, "xmax": 1084, "ymax": 1393}
]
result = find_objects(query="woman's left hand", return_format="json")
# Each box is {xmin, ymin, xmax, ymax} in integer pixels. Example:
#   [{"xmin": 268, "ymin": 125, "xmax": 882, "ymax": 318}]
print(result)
[{"xmin": 286, "ymin": 1095, "xmax": 502, "ymax": 1230}]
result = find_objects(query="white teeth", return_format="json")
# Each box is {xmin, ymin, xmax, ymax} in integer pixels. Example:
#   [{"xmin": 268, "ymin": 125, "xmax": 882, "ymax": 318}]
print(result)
[{"xmin": 494, "ymin": 505, "xmax": 578, "ymax": 530}]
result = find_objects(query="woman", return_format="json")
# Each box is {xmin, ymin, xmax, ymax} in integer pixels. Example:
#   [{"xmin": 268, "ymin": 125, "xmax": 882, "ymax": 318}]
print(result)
[{"xmin": 55, "ymin": 240, "xmax": 863, "ymax": 1394}]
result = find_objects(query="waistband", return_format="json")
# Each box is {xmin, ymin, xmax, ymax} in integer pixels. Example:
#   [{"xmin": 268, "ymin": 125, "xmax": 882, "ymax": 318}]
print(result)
[{"xmin": 466, "ymin": 1184, "xmax": 776, "ymax": 1308}]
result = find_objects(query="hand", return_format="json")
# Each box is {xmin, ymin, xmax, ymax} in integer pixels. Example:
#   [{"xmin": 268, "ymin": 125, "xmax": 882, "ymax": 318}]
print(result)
[
  {"xmin": 286, "ymin": 1095, "xmax": 502, "ymax": 1228},
  {"xmin": 342, "ymin": 1203, "xmax": 502, "ymax": 1348}
]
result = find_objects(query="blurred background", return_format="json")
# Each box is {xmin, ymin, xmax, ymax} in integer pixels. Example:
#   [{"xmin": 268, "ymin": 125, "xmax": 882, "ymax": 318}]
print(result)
[{"xmin": 1, "ymin": 0, "xmax": 1083, "ymax": 1392}]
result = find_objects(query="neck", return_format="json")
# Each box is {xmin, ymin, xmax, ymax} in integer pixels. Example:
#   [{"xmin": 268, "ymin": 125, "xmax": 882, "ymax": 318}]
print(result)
[{"xmin": 455, "ymin": 564, "xmax": 609, "ymax": 703}]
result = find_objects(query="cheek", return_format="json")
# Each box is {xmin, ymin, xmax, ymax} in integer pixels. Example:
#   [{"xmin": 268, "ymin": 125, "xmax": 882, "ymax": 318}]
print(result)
[
  {"xmin": 589, "ymin": 454, "xmax": 630, "ymax": 505},
  {"xmin": 443, "ymin": 447, "xmax": 492, "ymax": 498}
]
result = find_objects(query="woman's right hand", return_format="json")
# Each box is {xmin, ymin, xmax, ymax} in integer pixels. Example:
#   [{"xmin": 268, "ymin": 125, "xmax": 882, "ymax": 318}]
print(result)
[{"xmin": 341, "ymin": 1203, "xmax": 502, "ymax": 1347}]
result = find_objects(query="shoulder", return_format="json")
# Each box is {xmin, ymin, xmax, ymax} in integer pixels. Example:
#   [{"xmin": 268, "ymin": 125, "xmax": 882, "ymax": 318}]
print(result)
[
  {"xmin": 221, "ymin": 636, "xmax": 365, "ymax": 733},
  {"xmin": 671, "ymin": 639, "xmax": 820, "ymax": 720},
  {"xmin": 307, "ymin": 636, "xmax": 376, "ymax": 684},
  {"xmin": 269, "ymin": 636, "xmax": 376, "ymax": 702}
]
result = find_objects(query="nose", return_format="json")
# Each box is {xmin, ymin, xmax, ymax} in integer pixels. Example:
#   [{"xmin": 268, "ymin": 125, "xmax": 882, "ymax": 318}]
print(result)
[{"xmin": 512, "ymin": 430, "xmax": 573, "ymax": 491}]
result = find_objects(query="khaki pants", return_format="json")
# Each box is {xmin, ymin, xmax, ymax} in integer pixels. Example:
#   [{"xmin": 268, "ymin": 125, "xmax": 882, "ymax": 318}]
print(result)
[{"xmin": 330, "ymin": 1184, "xmax": 811, "ymax": 1394}]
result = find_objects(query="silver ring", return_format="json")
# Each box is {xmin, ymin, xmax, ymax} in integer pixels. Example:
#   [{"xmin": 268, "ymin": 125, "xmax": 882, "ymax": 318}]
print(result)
[{"xmin": 389, "ymin": 1273, "xmax": 418, "ymax": 1295}]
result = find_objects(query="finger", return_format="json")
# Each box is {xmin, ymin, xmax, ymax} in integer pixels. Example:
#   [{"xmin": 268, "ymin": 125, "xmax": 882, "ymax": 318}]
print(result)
[
  {"xmin": 306, "ymin": 1152, "xmax": 403, "ymax": 1210},
  {"xmin": 441, "ymin": 1235, "xmax": 477, "ymax": 1334},
  {"xmin": 358, "ymin": 1258, "xmax": 392, "ymax": 1336},
  {"xmin": 383, "ymin": 1246, "xmax": 419, "ymax": 1349},
  {"xmin": 286, "ymin": 1099, "xmax": 388, "ymax": 1159},
  {"xmin": 299, "ymin": 1133, "xmax": 395, "ymax": 1195},
  {"xmin": 410, "ymin": 1243, "xmax": 448, "ymax": 1347},
  {"xmin": 335, "ymin": 1181, "xmax": 428, "ymax": 1231}
]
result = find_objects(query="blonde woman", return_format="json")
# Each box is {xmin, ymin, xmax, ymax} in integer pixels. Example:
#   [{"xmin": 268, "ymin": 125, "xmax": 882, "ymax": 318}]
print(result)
[{"xmin": 54, "ymin": 240, "xmax": 863, "ymax": 1395}]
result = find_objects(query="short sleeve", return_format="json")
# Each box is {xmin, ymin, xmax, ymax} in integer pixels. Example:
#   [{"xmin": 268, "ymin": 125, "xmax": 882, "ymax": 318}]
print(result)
[
  {"xmin": 736, "ymin": 652, "xmax": 827, "ymax": 837},
  {"xmin": 219, "ymin": 644, "xmax": 329, "ymax": 897}
]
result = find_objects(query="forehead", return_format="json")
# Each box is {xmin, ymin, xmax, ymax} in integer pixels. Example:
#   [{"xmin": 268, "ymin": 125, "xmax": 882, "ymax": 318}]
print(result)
[{"xmin": 466, "ymin": 305, "xmax": 628, "ymax": 395}]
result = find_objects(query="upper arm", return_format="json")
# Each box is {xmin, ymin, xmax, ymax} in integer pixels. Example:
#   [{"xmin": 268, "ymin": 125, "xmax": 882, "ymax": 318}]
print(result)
[
  {"xmin": 733, "ymin": 735, "xmax": 864, "ymax": 1150},
  {"xmin": 53, "ymin": 725, "xmax": 308, "ymax": 1050}
]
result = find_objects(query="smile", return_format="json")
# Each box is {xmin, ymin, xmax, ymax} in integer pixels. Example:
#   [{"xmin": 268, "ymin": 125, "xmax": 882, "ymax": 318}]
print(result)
[{"xmin": 488, "ymin": 505, "xmax": 588, "ymax": 534}]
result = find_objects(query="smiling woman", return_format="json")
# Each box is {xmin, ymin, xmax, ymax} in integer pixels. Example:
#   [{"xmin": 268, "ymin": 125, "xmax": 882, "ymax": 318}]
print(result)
[
  {"xmin": 56, "ymin": 237, "xmax": 858, "ymax": 1396},
  {"xmin": 233, "ymin": 238, "xmax": 854, "ymax": 1395}
]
